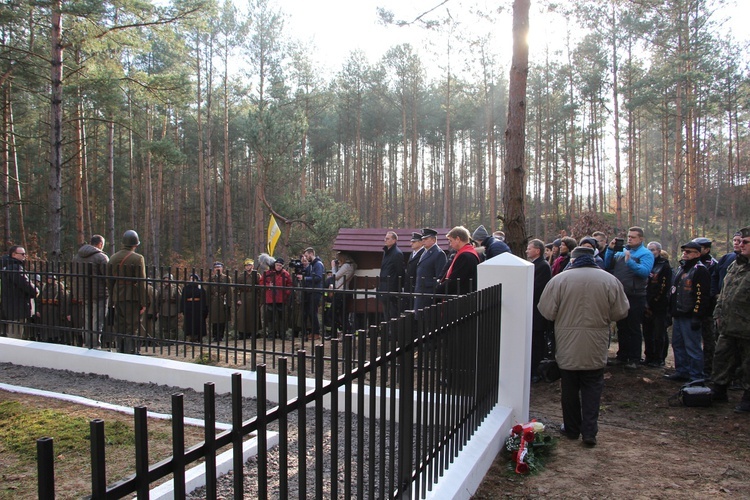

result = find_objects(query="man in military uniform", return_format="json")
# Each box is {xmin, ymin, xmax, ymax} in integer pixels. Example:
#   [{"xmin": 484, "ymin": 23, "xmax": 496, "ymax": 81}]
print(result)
[
  {"xmin": 414, "ymin": 228, "xmax": 447, "ymax": 311},
  {"xmin": 106, "ymin": 230, "xmax": 147, "ymax": 354},
  {"xmin": 157, "ymin": 274, "xmax": 181, "ymax": 340},
  {"xmin": 404, "ymin": 232, "xmax": 424, "ymax": 310},
  {"xmin": 711, "ymin": 227, "xmax": 750, "ymax": 413}
]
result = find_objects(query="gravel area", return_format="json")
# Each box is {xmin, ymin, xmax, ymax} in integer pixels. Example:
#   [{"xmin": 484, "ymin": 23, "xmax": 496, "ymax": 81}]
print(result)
[{"xmin": 0, "ymin": 361, "xmax": 407, "ymax": 498}]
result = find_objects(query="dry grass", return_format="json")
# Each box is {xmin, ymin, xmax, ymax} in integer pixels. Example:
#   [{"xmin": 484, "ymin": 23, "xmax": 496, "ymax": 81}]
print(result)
[{"xmin": 0, "ymin": 391, "xmax": 207, "ymax": 499}]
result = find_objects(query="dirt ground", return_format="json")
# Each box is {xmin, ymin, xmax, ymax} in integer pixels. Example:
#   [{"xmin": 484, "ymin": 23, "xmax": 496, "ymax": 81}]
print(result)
[{"xmin": 473, "ymin": 347, "xmax": 750, "ymax": 499}]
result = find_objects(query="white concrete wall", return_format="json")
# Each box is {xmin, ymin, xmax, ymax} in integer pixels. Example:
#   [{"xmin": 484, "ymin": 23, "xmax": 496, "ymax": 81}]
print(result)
[{"xmin": 428, "ymin": 252, "xmax": 532, "ymax": 500}]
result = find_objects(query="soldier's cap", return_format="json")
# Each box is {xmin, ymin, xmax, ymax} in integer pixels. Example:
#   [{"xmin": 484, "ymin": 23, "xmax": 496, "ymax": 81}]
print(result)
[
  {"xmin": 691, "ymin": 237, "xmax": 712, "ymax": 248},
  {"xmin": 739, "ymin": 227, "xmax": 750, "ymax": 238},
  {"xmin": 213, "ymin": 261, "xmax": 224, "ymax": 268},
  {"xmin": 244, "ymin": 258, "xmax": 254, "ymax": 266},
  {"xmin": 681, "ymin": 241, "xmax": 702, "ymax": 252},
  {"xmin": 410, "ymin": 232, "xmax": 423, "ymax": 242},
  {"xmin": 163, "ymin": 274, "xmax": 173, "ymax": 280},
  {"xmin": 421, "ymin": 228, "xmax": 438, "ymax": 238}
]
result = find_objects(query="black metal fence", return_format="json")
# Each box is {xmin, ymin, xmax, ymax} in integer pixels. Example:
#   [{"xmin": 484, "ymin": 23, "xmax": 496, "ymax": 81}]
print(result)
[
  {"xmin": 34, "ymin": 283, "xmax": 502, "ymax": 499},
  {"xmin": 1, "ymin": 262, "xmax": 478, "ymax": 375}
]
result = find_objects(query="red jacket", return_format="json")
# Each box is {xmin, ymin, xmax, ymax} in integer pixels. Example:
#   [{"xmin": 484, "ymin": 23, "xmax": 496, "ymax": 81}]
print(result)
[{"xmin": 261, "ymin": 269, "xmax": 292, "ymax": 304}]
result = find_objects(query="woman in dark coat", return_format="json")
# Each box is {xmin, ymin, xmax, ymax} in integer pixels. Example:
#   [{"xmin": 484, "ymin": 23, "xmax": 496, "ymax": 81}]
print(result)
[{"xmin": 180, "ymin": 274, "xmax": 208, "ymax": 342}]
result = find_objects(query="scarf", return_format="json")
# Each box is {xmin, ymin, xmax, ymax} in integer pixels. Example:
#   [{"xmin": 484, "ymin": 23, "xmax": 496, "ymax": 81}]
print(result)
[{"xmin": 444, "ymin": 243, "xmax": 479, "ymax": 280}]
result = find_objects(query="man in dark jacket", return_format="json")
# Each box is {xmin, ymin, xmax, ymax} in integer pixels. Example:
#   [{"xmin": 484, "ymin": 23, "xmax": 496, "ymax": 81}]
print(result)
[
  {"xmin": 665, "ymin": 241, "xmax": 711, "ymax": 382},
  {"xmin": 404, "ymin": 232, "xmax": 424, "ymax": 311},
  {"xmin": 693, "ymin": 237, "xmax": 719, "ymax": 375},
  {"xmin": 414, "ymin": 228, "xmax": 447, "ymax": 310},
  {"xmin": 299, "ymin": 247, "xmax": 325, "ymax": 340},
  {"xmin": 717, "ymin": 232, "xmax": 741, "ymax": 293},
  {"xmin": 180, "ymin": 273, "xmax": 208, "ymax": 342},
  {"xmin": 472, "ymin": 224, "xmax": 510, "ymax": 261},
  {"xmin": 72, "ymin": 234, "xmax": 109, "ymax": 348},
  {"xmin": 643, "ymin": 241, "xmax": 671, "ymax": 367},
  {"xmin": 378, "ymin": 231, "xmax": 405, "ymax": 324},
  {"xmin": 526, "ymin": 238, "xmax": 552, "ymax": 381},
  {"xmin": 1, "ymin": 246, "xmax": 39, "ymax": 339}
]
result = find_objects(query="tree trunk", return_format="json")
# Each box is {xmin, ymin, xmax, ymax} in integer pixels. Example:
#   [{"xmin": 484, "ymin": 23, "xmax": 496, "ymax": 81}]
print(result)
[
  {"xmin": 503, "ymin": 0, "xmax": 530, "ymax": 256},
  {"xmin": 48, "ymin": 1, "xmax": 63, "ymax": 259}
]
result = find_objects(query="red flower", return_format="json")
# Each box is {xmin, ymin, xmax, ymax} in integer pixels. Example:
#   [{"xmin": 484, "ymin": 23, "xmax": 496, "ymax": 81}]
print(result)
[
  {"xmin": 512, "ymin": 424, "xmax": 524, "ymax": 435},
  {"xmin": 523, "ymin": 430, "xmax": 535, "ymax": 442},
  {"xmin": 516, "ymin": 462, "xmax": 530, "ymax": 474}
]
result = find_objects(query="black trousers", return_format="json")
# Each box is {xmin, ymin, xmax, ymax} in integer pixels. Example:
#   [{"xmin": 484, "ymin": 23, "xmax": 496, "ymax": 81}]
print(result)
[{"xmin": 560, "ymin": 367, "xmax": 605, "ymax": 440}]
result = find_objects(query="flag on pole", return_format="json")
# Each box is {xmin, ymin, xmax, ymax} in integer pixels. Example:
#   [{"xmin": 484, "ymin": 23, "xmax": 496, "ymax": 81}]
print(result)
[{"xmin": 267, "ymin": 215, "xmax": 281, "ymax": 256}]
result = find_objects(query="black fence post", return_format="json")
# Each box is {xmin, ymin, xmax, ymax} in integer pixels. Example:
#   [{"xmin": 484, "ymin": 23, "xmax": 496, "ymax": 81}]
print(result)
[
  {"xmin": 90, "ymin": 419, "xmax": 106, "ymax": 498},
  {"xmin": 134, "ymin": 406, "xmax": 149, "ymax": 499},
  {"xmin": 257, "ymin": 364, "xmax": 268, "ymax": 500},
  {"xmin": 278, "ymin": 357, "xmax": 289, "ymax": 499},
  {"xmin": 297, "ymin": 349, "xmax": 307, "ymax": 500},
  {"xmin": 204, "ymin": 382, "xmax": 217, "ymax": 500},
  {"xmin": 231, "ymin": 372, "xmax": 244, "ymax": 500},
  {"xmin": 398, "ymin": 313, "xmax": 415, "ymax": 498},
  {"xmin": 37, "ymin": 437, "xmax": 54, "ymax": 500},
  {"xmin": 171, "ymin": 393, "xmax": 186, "ymax": 498}
]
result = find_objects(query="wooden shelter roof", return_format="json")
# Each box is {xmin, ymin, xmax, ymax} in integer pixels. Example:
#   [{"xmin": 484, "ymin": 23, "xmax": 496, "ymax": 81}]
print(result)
[{"xmin": 332, "ymin": 228, "xmax": 452, "ymax": 254}]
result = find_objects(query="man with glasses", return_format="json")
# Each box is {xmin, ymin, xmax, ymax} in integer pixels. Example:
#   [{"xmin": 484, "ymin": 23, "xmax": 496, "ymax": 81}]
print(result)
[
  {"xmin": 1, "ymin": 246, "xmax": 39, "ymax": 339},
  {"xmin": 665, "ymin": 241, "xmax": 711, "ymax": 382},
  {"xmin": 711, "ymin": 227, "xmax": 750, "ymax": 413}
]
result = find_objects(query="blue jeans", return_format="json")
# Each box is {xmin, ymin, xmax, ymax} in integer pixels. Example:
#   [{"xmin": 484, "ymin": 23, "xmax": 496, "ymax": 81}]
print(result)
[{"xmin": 671, "ymin": 316, "xmax": 704, "ymax": 381}]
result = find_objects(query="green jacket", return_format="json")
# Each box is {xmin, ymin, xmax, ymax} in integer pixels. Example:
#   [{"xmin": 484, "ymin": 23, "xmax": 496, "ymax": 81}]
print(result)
[
  {"xmin": 107, "ymin": 248, "xmax": 147, "ymax": 306},
  {"xmin": 714, "ymin": 254, "xmax": 750, "ymax": 339}
]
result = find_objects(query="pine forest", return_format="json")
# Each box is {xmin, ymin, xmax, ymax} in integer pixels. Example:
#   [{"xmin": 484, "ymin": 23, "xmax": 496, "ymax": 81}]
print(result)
[{"xmin": 1, "ymin": 0, "xmax": 748, "ymax": 268}]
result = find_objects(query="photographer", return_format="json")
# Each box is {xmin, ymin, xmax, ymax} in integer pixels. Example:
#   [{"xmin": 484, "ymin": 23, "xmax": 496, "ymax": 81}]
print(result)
[
  {"xmin": 604, "ymin": 226, "xmax": 654, "ymax": 369},
  {"xmin": 297, "ymin": 247, "xmax": 324, "ymax": 341}
]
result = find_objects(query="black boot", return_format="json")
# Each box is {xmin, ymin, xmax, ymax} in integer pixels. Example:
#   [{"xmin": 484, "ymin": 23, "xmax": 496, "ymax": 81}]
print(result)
[
  {"xmin": 711, "ymin": 383, "xmax": 729, "ymax": 403},
  {"xmin": 735, "ymin": 390, "xmax": 750, "ymax": 413}
]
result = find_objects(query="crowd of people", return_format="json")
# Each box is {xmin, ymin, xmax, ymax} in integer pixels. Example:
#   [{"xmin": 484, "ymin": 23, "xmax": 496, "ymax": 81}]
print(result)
[
  {"xmin": 532, "ymin": 225, "xmax": 750, "ymax": 449},
  {"xmin": 3, "ymin": 224, "xmax": 749, "ymax": 431}
]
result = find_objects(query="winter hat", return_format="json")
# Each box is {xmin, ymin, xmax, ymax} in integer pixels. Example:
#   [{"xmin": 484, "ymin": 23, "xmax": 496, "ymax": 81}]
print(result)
[
  {"xmin": 472, "ymin": 225, "xmax": 490, "ymax": 242},
  {"xmin": 571, "ymin": 246, "xmax": 595, "ymax": 259}
]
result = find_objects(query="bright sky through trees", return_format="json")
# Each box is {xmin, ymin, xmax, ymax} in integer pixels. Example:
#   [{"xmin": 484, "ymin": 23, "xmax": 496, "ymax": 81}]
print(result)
[{"xmin": 283, "ymin": 0, "xmax": 749, "ymax": 76}]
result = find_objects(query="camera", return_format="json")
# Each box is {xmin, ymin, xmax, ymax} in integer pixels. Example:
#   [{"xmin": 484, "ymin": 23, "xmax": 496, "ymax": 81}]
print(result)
[
  {"xmin": 288, "ymin": 258, "xmax": 304, "ymax": 275},
  {"xmin": 613, "ymin": 238, "xmax": 625, "ymax": 253}
]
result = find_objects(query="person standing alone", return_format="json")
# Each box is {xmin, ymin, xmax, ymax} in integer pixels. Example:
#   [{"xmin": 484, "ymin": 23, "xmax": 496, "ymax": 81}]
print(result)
[{"xmin": 538, "ymin": 246, "xmax": 630, "ymax": 447}]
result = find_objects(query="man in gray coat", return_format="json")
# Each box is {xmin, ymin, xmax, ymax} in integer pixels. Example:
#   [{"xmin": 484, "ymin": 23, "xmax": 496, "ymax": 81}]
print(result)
[{"xmin": 538, "ymin": 246, "xmax": 630, "ymax": 447}]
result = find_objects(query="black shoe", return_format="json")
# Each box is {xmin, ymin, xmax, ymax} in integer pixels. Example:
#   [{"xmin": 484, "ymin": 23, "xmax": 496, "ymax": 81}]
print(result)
[
  {"xmin": 582, "ymin": 436, "xmax": 597, "ymax": 447},
  {"xmin": 559, "ymin": 424, "xmax": 579, "ymax": 440},
  {"xmin": 663, "ymin": 373, "xmax": 689, "ymax": 382},
  {"xmin": 607, "ymin": 358, "xmax": 627, "ymax": 366},
  {"xmin": 625, "ymin": 361, "xmax": 638, "ymax": 370}
]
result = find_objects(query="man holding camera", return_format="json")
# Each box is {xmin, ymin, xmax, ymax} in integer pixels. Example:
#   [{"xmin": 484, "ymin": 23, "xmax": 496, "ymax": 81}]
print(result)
[{"xmin": 604, "ymin": 226, "xmax": 654, "ymax": 369}]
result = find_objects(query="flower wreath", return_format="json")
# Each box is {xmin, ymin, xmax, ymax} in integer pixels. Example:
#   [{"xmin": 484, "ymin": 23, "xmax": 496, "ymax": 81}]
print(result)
[{"xmin": 504, "ymin": 420, "xmax": 556, "ymax": 474}]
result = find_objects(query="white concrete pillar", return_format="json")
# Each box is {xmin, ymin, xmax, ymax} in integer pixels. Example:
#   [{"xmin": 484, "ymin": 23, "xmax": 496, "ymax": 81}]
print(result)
[{"xmin": 477, "ymin": 252, "xmax": 533, "ymax": 424}]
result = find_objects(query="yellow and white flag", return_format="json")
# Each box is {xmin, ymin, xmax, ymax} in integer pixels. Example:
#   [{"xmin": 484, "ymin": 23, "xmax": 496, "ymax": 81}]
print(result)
[{"xmin": 267, "ymin": 215, "xmax": 281, "ymax": 256}]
